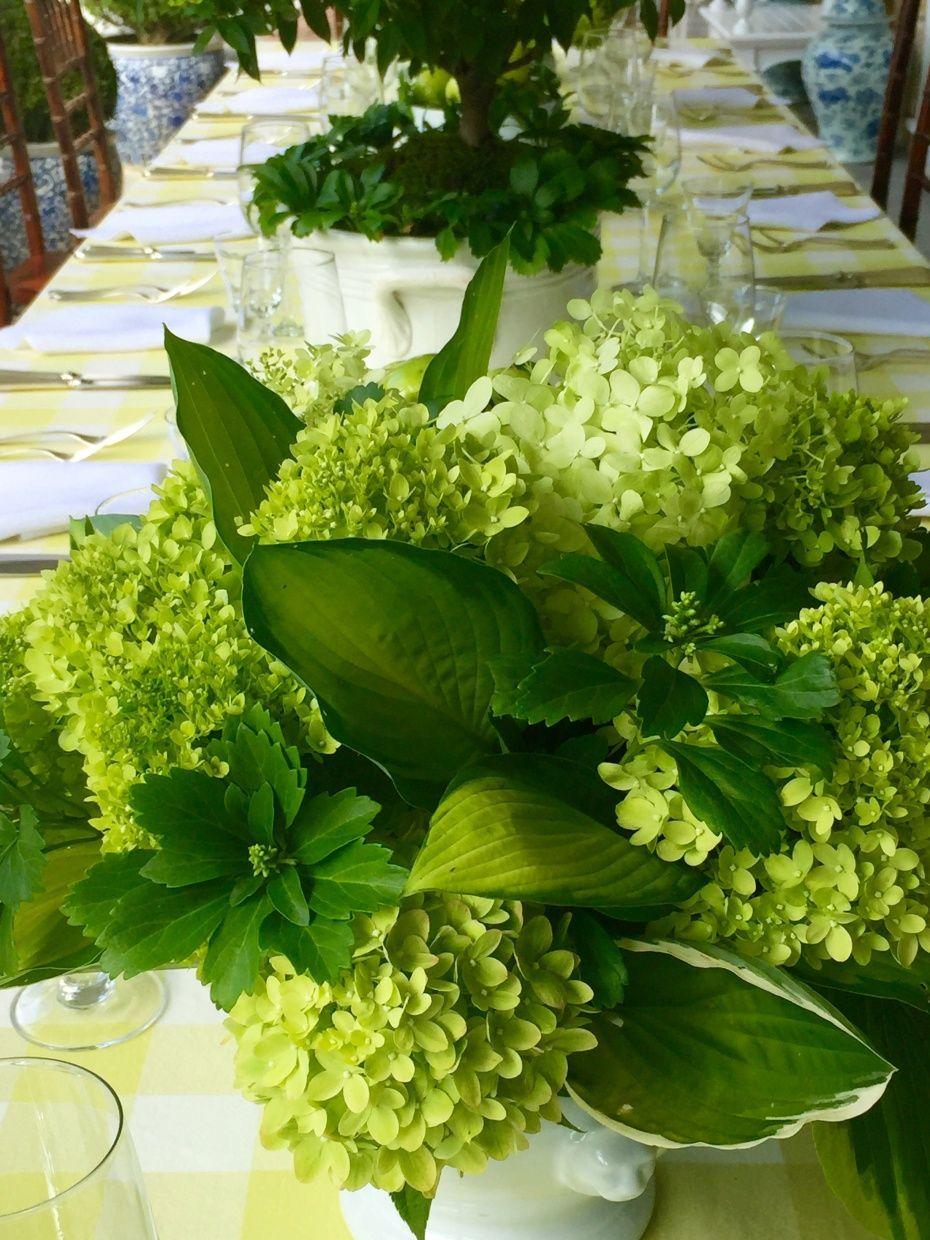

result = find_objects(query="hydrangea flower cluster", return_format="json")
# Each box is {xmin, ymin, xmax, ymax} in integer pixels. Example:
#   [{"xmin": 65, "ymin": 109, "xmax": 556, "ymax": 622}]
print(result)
[
  {"xmin": 603, "ymin": 582, "xmax": 930, "ymax": 970},
  {"xmin": 249, "ymin": 335, "xmax": 372, "ymax": 423},
  {"xmin": 228, "ymin": 894, "xmax": 594, "ymax": 1194},
  {"xmin": 2, "ymin": 465, "xmax": 331, "ymax": 845}
]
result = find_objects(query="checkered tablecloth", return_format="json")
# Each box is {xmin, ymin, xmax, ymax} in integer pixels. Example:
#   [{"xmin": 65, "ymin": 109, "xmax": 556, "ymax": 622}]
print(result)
[{"xmin": 0, "ymin": 37, "xmax": 913, "ymax": 1237}]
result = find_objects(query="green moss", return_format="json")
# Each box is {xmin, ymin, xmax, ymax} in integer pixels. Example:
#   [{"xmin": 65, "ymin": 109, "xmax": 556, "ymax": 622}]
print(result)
[{"xmin": 1, "ymin": 3, "xmax": 117, "ymax": 144}]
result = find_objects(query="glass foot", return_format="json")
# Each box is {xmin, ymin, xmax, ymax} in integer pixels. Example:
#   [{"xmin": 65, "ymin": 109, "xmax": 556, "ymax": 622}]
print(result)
[{"xmin": 10, "ymin": 970, "xmax": 166, "ymax": 1051}]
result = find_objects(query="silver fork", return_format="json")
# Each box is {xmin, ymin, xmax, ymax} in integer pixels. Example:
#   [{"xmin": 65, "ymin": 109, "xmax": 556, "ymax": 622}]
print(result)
[
  {"xmin": 48, "ymin": 271, "xmax": 216, "ymax": 304},
  {"xmin": 855, "ymin": 346, "xmax": 930, "ymax": 371},
  {"xmin": 0, "ymin": 411, "xmax": 162, "ymax": 461},
  {"xmin": 754, "ymin": 230, "xmax": 895, "ymax": 254},
  {"xmin": 698, "ymin": 154, "xmax": 833, "ymax": 172}
]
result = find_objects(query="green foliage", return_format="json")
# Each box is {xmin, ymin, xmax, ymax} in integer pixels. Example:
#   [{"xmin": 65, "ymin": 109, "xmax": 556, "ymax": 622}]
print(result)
[
  {"xmin": 251, "ymin": 105, "xmax": 645, "ymax": 274},
  {"xmin": 65, "ymin": 707, "xmax": 405, "ymax": 1009},
  {"xmin": 568, "ymin": 940, "xmax": 894, "ymax": 1147},
  {"xmin": 82, "ymin": 0, "xmax": 201, "ymax": 42},
  {"xmin": 490, "ymin": 649, "xmax": 635, "ymax": 726},
  {"xmin": 567, "ymin": 910, "xmax": 628, "ymax": 1009},
  {"xmin": 1, "ymin": 2, "xmax": 116, "ymax": 143},
  {"xmin": 0, "ymin": 806, "xmax": 44, "ymax": 912},
  {"xmin": 390, "ymin": 1189, "xmax": 431, "ymax": 1240}
]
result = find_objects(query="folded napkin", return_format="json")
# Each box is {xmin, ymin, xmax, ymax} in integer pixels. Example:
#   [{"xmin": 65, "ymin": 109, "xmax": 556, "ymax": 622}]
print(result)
[
  {"xmin": 782, "ymin": 289, "xmax": 930, "ymax": 337},
  {"xmin": 256, "ymin": 42, "xmax": 337, "ymax": 72},
  {"xmin": 73, "ymin": 201, "xmax": 249, "ymax": 244},
  {"xmin": 0, "ymin": 461, "xmax": 166, "ymax": 542},
  {"xmin": 652, "ymin": 46, "xmax": 719, "ymax": 69},
  {"xmin": 912, "ymin": 470, "xmax": 930, "ymax": 516},
  {"xmin": 164, "ymin": 138, "xmax": 241, "ymax": 169},
  {"xmin": 0, "ymin": 305, "xmax": 223, "ymax": 353},
  {"xmin": 674, "ymin": 86, "xmax": 760, "ymax": 109},
  {"xmin": 680, "ymin": 123, "xmax": 822, "ymax": 152},
  {"xmin": 199, "ymin": 84, "xmax": 321, "ymax": 116},
  {"xmin": 748, "ymin": 190, "xmax": 881, "ymax": 231}
]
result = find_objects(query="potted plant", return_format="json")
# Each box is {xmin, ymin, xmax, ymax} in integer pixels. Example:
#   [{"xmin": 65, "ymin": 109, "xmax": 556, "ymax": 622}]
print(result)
[
  {"xmin": 0, "ymin": 2, "xmax": 117, "ymax": 269},
  {"xmin": 0, "ymin": 258, "xmax": 927, "ymax": 1240},
  {"xmin": 197, "ymin": 0, "xmax": 658, "ymax": 364},
  {"xmin": 82, "ymin": 0, "xmax": 225, "ymax": 164}
]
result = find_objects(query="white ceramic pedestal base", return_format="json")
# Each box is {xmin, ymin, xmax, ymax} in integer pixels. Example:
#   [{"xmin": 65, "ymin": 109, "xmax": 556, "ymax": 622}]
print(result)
[{"xmin": 340, "ymin": 1101, "xmax": 657, "ymax": 1240}]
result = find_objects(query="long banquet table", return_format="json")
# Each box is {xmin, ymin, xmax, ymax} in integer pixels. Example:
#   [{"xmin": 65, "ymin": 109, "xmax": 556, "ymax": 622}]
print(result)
[{"xmin": 0, "ymin": 35, "xmax": 917, "ymax": 1239}]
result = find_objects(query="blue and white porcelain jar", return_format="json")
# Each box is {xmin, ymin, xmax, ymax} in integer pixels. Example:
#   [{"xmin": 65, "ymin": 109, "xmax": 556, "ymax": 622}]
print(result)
[
  {"xmin": 801, "ymin": 0, "xmax": 892, "ymax": 163},
  {"xmin": 109, "ymin": 42, "xmax": 225, "ymax": 166},
  {"xmin": 0, "ymin": 143, "xmax": 104, "ymax": 270}
]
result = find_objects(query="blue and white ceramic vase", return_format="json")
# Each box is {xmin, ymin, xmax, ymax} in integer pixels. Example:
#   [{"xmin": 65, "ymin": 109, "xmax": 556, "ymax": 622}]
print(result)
[
  {"xmin": 109, "ymin": 42, "xmax": 225, "ymax": 166},
  {"xmin": 0, "ymin": 143, "xmax": 111, "ymax": 270},
  {"xmin": 801, "ymin": 0, "xmax": 892, "ymax": 163}
]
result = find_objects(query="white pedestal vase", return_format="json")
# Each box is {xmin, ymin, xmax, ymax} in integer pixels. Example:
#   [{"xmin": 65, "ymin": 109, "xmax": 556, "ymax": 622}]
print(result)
[
  {"xmin": 109, "ymin": 42, "xmax": 225, "ymax": 166},
  {"xmin": 308, "ymin": 230, "xmax": 596, "ymax": 368},
  {"xmin": 339, "ymin": 1100, "xmax": 657, "ymax": 1240}
]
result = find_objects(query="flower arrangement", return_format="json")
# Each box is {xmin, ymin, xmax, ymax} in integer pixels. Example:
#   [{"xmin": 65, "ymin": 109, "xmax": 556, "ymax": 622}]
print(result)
[
  {"xmin": 82, "ymin": 0, "xmax": 202, "ymax": 44},
  {"xmin": 1, "ymin": 254, "xmax": 927, "ymax": 1240}
]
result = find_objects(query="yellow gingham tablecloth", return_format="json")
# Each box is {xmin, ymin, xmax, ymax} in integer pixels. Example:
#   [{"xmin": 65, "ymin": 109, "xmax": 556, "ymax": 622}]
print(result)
[{"xmin": 0, "ymin": 36, "xmax": 918, "ymax": 1237}]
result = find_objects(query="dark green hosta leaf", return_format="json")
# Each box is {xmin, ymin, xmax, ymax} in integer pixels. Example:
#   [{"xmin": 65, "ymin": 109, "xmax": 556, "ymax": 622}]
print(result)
[
  {"xmin": 491, "ymin": 649, "xmax": 635, "ymax": 726},
  {"xmin": 663, "ymin": 741, "xmax": 787, "ymax": 854},
  {"xmin": 418, "ymin": 236, "xmax": 509, "ymax": 413},
  {"xmin": 705, "ymin": 530, "xmax": 769, "ymax": 606},
  {"xmin": 815, "ymin": 993, "xmax": 930, "ymax": 1240},
  {"xmin": 707, "ymin": 715, "xmax": 835, "ymax": 779},
  {"xmin": 707, "ymin": 652, "xmax": 840, "ymax": 720},
  {"xmin": 390, "ymin": 1186, "xmax": 432, "ymax": 1240},
  {"xmin": 407, "ymin": 753, "xmax": 702, "ymax": 914},
  {"xmin": 201, "ymin": 893, "xmax": 272, "ymax": 1011},
  {"xmin": 697, "ymin": 633, "xmax": 781, "ymax": 677},
  {"xmin": 792, "ymin": 953, "xmax": 930, "ymax": 1014},
  {"xmin": 571, "ymin": 910, "xmax": 628, "ymax": 1010},
  {"xmin": 243, "ymin": 540, "xmax": 543, "ymax": 806},
  {"xmin": 636, "ymin": 657, "xmax": 708, "ymax": 739},
  {"xmin": 265, "ymin": 913, "xmax": 356, "ymax": 986},
  {"xmin": 165, "ymin": 330, "xmax": 301, "ymax": 563},
  {"xmin": 568, "ymin": 940, "xmax": 893, "ymax": 1147},
  {"xmin": 0, "ymin": 806, "xmax": 44, "ymax": 910},
  {"xmin": 308, "ymin": 840, "xmax": 406, "ymax": 920}
]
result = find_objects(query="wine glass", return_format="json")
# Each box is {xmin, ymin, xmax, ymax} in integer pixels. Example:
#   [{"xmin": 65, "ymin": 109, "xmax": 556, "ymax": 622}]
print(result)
[
  {"xmin": 778, "ymin": 330, "xmax": 858, "ymax": 392},
  {"xmin": 682, "ymin": 173, "xmax": 753, "ymax": 219},
  {"xmin": 0, "ymin": 1057, "xmax": 157, "ymax": 1239},
  {"xmin": 10, "ymin": 970, "xmax": 166, "ymax": 1052},
  {"xmin": 238, "ymin": 247, "xmax": 346, "ymax": 368},
  {"xmin": 237, "ymin": 118, "xmax": 312, "ymax": 237},
  {"xmin": 653, "ymin": 206, "xmax": 755, "ymax": 325},
  {"xmin": 576, "ymin": 32, "xmax": 615, "ymax": 122},
  {"xmin": 628, "ymin": 96, "xmax": 682, "ymax": 288},
  {"xmin": 737, "ymin": 285, "xmax": 787, "ymax": 334}
]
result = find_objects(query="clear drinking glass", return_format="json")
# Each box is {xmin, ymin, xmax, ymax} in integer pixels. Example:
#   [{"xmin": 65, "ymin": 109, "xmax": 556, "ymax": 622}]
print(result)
[
  {"xmin": 682, "ymin": 173, "xmax": 754, "ymax": 218},
  {"xmin": 238, "ymin": 247, "xmax": 345, "ymax": 367},
  {"xmin": 214, "ymin": 236, "xmax": 262, "ymax": 316},
  {"xmin": 10, "ymin": 970, "xmax": 165, "ymax": 1052},
  {"xmin": 653, "ymin": 206, "xmax": 755, "ymax": 325},
  {"xmin": 628, "ymin": 96, "xmax": 682, "ymax": 288},
  {"xmin": 0, "ymin": 1057, "xmax": 156, "ymax": 1240},
  {"xmin": 778, "ymin": 329, "xmax": 858, "ymax": 392},
  {"xmin": 237, "ymin": 118, "xmax": 312, "ymax": 235},
  {"xmin": 738, "ymin": 284, "xmax": 787, "ymax": 334}
]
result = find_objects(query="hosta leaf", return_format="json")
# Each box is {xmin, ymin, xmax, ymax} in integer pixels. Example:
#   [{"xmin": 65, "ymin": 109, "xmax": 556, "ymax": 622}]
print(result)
[
  {"xmin": 663, "ymin": 741, "xmax": 787, "ymax": 854},
  {"xmin": 166, "ymin": 330, "xmax": 301, "ymax": 563},
  {"xmin": 201, "ymin": 893, "xmax": 272, "ymax": 1011},
  {"xmin": 243, "ymin": 540, "xmax": 542, "ymax": 806},
  {"xmin": 707, "ymin": 715, "xmax": 835, "ymax": 779},
  {"xmin": 815, "ymin": 994, "xmax": 930, "ymax": 1240},
  {"xmin": 308, "ymin": 840, "xmax": 407, "ymax": 920},
  {"xmin": 408, "ymin": 753, "xmax": 702, "ymax": 914},
  {"xmin": 290, "ymin": 789, "xmax": 381, "ymax": 867},
  {"xmin": 792, "ymin": 954, "xmax": 930, "ymax": 1015},
  {"xmin": 707, "ymin": 652, "xmax": 840, "ymax": 720},
  {"xmin": 636, "ymin": 658, "xmax": 708, "ymax": 739},
  {"xmin": 496, "ymin": 649, "xmax": 635, "ymax": 726},
  {"xmin": 568, "ymin": 939, "xmax": 893, "ymax": 1147},
  {"xmin": 0, "ymin": 806, "xmax": 44, "ymax": 909}
]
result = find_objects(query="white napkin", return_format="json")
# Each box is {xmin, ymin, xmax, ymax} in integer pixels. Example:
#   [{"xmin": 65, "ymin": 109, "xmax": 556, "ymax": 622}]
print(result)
[
  {"xmin": 674, "ymin": 86, "xmax": 760, "ymax": 110},
  {"xmin": 164, "ymin": 138, "xmax": 241, "ymax": 169},
  {"xmin": 199, "ymin": 85, "xmax": 321, "ymax": 116},
  {"xmin": 912, "ymin": 470, "xmax": 930, "ymax": 516},
  {"xmin": 680, "ymin": 123, "xmax": 822, "ymax": 152},
  {"xmin": 748, "ymin": 190, "xmax": 881, "ymax": 231},
  {"xmin": 782, "ymin": 289, "xmax": 930, "ymax": 337},
  {"xmin": 0, "ymin": 461, "xmax": 166, "ymax": 542},
  {"xmin": 256, "ymin": 42, "xmax": 337, "ymax": 72},
  {"xmin": 652, "ymin": 46, "xmax": 719, "ymax": 69},
  {"xmin": 0, "ymin": 305, "xmax": 223, "ymax": 353},
  {"xmin": 73, "ymin": 201, "xmax": 249, "ymax": 244}
]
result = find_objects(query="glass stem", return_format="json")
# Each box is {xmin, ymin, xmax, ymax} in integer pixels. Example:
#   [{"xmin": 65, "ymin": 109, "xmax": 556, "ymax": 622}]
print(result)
[
  {"xmin": 636, "ymin": 201, "xmax": 651, "ymax": 289},
  {"xmin": 57, "ymin": 972, "xmax": 115, "ymax": 1011}
]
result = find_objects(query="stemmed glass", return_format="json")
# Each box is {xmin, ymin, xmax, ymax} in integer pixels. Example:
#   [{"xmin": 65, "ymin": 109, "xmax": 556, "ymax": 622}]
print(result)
[
  {"xmin": 628, "ymin": 97, "xmax": 682, "ymax": 289},
  {"xmin": 10, "ymin": 970, "xmax": 166, "ymax": 1052},
  {"xmin": 653, "ymin": 206, "xmax": 755, "ymax": 325},
  {"xmin": 682, "ymin": 173, "xmax": 753, "ymax": 219},
  {"xmin": 237, "ymin": 246, "xmax": 346, "ymax": 368},
  {"xmin": 0, "ymin": 1057, "xmax": 157, "ymax": 1239},
  {"xmin": 576, "ymin": 28, "xmax": 654, "ymax": 125},
  {"xmin": 237, "ymin": 118, "xmax": 312, "ymax": 238}
]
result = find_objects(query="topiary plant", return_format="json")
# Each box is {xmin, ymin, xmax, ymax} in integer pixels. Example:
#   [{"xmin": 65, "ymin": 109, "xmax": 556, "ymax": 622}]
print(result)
[
  {"xmin": 1, "ymin": 1, "xmax": 117, "ymax": 143},
  {"xmin": 83, "ymin": 0, "xmax": 202, "ymax": 45}
]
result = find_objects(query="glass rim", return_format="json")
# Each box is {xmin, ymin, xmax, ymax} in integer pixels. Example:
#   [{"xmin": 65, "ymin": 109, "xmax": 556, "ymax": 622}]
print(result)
[
  {"xmin": 0, "ymin": 1055, "xmax": 125, "ymax": 1222},
  {"xmin": 777, "ymin": 328, "xmax": 855, "ymax": 356}
]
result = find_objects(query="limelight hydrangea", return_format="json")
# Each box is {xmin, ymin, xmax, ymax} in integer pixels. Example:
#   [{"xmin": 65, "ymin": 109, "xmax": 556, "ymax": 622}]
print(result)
[
  {"xmin": 16, "ymin": 464, "xmax": 332, "ymax": 846},
  {"xmin": 248, "ymin": 335, "xmax": 372, "ymax": 423},
  {"xmin": 228, "ymin": 894, "xmax": 594, "ymax": 1194},
  {"xmin": 603, "ymin": 582, "xmax": 930, "ymax": 970}
]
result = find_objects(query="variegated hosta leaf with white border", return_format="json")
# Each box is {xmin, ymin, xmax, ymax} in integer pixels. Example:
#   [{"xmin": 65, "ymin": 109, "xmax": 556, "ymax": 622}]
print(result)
[{"xmin": 567, "ymin": 939, "xmax": 894, "ymax": 1149}]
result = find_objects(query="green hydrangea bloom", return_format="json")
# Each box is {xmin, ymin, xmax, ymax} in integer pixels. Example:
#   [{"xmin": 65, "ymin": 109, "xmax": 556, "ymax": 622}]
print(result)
[
  {"xmin": 604, "ymin": 582, "xmax": 930, "ymax": 971},
  {"xmin": 17, "ymin": 464, "xmax": 332, "ymax": 847},
  {"xmin": 228, "ymin": 893, "xmax": 594, "ymax": 1194},
  {"xmin": 248, "ymin": 336, "xmax": 372, "ymax": 423}
]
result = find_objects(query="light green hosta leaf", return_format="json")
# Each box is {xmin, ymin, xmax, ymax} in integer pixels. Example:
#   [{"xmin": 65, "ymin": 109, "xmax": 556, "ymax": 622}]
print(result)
[
  {"xmin": 166, "ymin": 330, "xmax": 301, "ymax": 563},
  {"xmin": 636, "ymin": 658, "xmax": 708, "ymax": 739},
  {"xmin": 418, "ymin": 236, "xmax": 509, "ymax": 413},
  {"xmin": 243, "ymin": 540, "xmax": 543, "ymax": 806},
  {"xmin": 407, "ymin": 753, "xmax": 702, "ymax": 914},
  {"xmin": 663, "ymin": 740, "xmax": 787, "ymax": 854},
  {"xmin": 814, "ymin": 994, "xmax": 930, "ymax": 1240},
  {"xmin": 568, "ymin": 939, "xmax": 894, "ymax": 1148},
  {"xmin": 492, "ymin": 649, "xmax": 635, "ymax": 726}
]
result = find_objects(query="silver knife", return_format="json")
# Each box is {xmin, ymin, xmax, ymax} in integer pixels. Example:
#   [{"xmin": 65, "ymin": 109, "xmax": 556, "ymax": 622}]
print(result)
[
  {"xmin": 144, "ymin": 166, "xmax": 237, "ymax": 179},
  {"xmin": 0, "ymin": 554, "xmax": 67, "ymax": 575},
  {"xmin": 0, "ymin": 369, "xmax": 171, "ymax": 391},
  {"xmin": 76, "ymin": 244, "xmax": 216, "ymax": 262}
]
